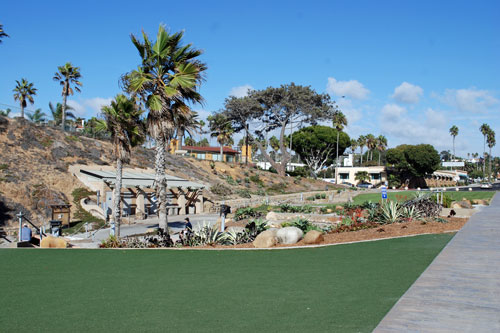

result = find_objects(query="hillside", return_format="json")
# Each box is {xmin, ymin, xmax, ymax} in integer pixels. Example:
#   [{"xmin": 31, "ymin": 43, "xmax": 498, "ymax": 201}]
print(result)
[{"xmin": 0, "ymin": 116, "xmax": 333, "ymax": 227}]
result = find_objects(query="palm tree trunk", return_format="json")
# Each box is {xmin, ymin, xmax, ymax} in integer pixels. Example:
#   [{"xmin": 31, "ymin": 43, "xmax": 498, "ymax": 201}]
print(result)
[
  {"xmin": 360, "ymin": 147, "xmax": 363, "ymax": 165},
  {"xmin": 335, "ymin": 131, "xmax": 339, "ymax": 185},
  {"xmin": 378, "ymin": 151, "xmax": 381, "ymax": 166},
  {"xmin": 452, "ymin": 136, "xmax": 455, "ymax": 162},
  {"xmin": 220, "ymin": 143, "xmax": 224, "ymax": 162},
  {"xmin": 62, "ymin": 84, "xmax": 68, "ymax": 131},
  {"xmin": 20, "ymin": 104, "xmax": 24, "ymax": 119},
  {"xmin": 155, "ymin": 138, "xmax": 169, "ymax": 232},
  {"xmin": 112, "ymin": 158, "xmax": 122, "ymax": 237},
  {"xmin": 245, "ymin": 123, "xmax": 249, "ymax": 165},
  {"xmin": 489, "ymin": 147, "xmax": 492, "ymax": 183},
  {"xmin": 483, "ymin": 135, "xmax": 486, "ymax": 178}
]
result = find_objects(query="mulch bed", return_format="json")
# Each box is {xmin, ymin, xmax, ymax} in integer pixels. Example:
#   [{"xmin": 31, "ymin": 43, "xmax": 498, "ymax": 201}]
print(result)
[{"xmin": 191, "ymin": 217, "xmax": 468, "ymax": 249}]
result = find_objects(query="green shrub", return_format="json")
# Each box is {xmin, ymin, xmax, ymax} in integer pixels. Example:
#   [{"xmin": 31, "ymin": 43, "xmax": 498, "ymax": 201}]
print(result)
[
  {"xmin": 225, "ymin": 176, "xmax": 237, "ymax": 186},
  {"xmin": 249, "ymin": 174, "xmax": 264, "ymax": 186},
  {"xmin": 267, "ymin": 182, "xmax": 287, "ymax": 194},
  {"xmin": 282, "ymin": 218, "xmax": 321, "ymax": 233},
  {"xmin": 234, "ymin": 207, "xmax": 262, "ymax": 221},
  {"xmin": 279, "ymin": 204, "xmax": 314, "ymax": 213},
  {"xmin": 237, "ymin": 189, "xmax": 252, "ymax": 198},
  {"xmin": 306, "ymin": 196, "xmax": 315, "ymax": 201},
  {"xmin": 211, "ymin": 183, "xmax": 232, "ymax": 196}
]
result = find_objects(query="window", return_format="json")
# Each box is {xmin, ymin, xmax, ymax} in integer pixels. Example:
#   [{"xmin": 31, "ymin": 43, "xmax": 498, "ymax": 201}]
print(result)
[
  {"xmin": 226, "ymin": 155, "xmax": 234, "ymax": 162},
  {"xmin": 212, "ymin": 154, "xmax": 222, "ymax": 161},
  {"xmin": 370, "ymin": 173, "xmax": 381, "ymax": 180},
  {"xmin": 339, "ymin": 173, "xmax": 349, "ymax": 180},
  {"xmin": 197, "ymin": 153, "xmax": 206, "ymax": 160}
]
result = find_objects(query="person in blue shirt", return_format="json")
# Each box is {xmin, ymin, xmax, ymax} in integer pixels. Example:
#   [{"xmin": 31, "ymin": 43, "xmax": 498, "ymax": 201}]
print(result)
[
  {"xmin": 20, "ymin": 224, "xmax": 32, "ymax": 242},
  {"xmin": 184, "ymin": 218, "xmax": 193, "ymax": 232}
]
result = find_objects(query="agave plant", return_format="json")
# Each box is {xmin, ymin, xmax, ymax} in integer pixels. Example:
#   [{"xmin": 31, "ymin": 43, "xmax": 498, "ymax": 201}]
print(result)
[
  {"xmin": 401, "ymin": 206, "xmax": 421, "ymax": 220},
  {"xmin": 379, "ymin": 201, "xmax": 402, "ymax": 224}
]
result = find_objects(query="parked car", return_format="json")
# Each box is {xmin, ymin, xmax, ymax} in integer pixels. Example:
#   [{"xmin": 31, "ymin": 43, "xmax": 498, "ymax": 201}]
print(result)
[
  {"xmin": 340, "ymin": 181, "xmax": 355, "ymax": 187},
  {"xmin": 480, "ymin": 183, "xmax": 492, "ymax": 189},
  {"xmin": 357, "ymin": 182, "xmax": 373, "ymax": 189}
]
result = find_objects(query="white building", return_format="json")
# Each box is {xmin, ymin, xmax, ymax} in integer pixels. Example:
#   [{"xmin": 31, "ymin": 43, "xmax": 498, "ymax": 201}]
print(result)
[{"xmin": 336, "ymin": 166, "xmax": 387, "ymax": 186}]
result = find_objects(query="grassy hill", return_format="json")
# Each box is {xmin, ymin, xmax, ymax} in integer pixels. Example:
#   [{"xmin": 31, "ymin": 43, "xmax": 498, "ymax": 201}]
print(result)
[{"xmin": 0, "ymin": 116, "xmax": 333, "ymax": 227}]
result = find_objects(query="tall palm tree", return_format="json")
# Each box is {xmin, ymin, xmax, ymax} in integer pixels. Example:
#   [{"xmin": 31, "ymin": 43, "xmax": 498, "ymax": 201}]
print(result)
[
  {"xmin": 53, "ymin": 63, "xmax": 82, "ymax": 131},
  {"xmin": 332, "ymin": 111, "xmax": 347, "ymax": 184},
  {"xmin": 175, "ymin": 111, "xmax": 202, "ymax": 148},
  {"xmin": 487, "ymin": 130, "xmax": 496, "ymax": 183},
  {"xmin": 0, "ymin": 23, "xmax": 8, "ymax": 43},
  {"xmin": 13, "ymin": 79, "xmax": 37, "ymax": 119},
  {"xmin": 350, "ymin": 139, "xmax": 358, "ymax": 165},
  {"xmin": 127, "ymin": 25, "xmax": 206, "ymax": 232},
  {"xmin": 376, "ymin": 135, "xmax": 388, "ymax": 166},
  {"xmin": 449, "ymin": 125, "xmax": 459, "ymax": 161},
  {"xmin": 365, "ymin": 134, "xmax": 377, "ymax": 161},
  {"xmin": 357, "ymin": 135, "xmax": 366, "ymax": 166},
  {"xmin": 480, "ymin": 123, "xmax": 491, "ymax": 179},
  {"xmin": 27, "ymin": 108, "xmax": 47, "ymax": 123},
  {"xmin": 96, "ymin": 94, "xmax": 145, "ymax": 237},
  {"xmin": 208, "ymin": 113, "xmax": 234, "ymax": 161},
  {"xmin": 49, "ymin": 102, "xmax": 76, "ymax": 126}
]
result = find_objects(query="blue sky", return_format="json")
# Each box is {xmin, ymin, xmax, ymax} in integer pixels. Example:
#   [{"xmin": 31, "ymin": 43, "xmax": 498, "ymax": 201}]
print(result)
[{"xmin": 1, "ymin": 0, "xmax": 499, "ymax": 157}]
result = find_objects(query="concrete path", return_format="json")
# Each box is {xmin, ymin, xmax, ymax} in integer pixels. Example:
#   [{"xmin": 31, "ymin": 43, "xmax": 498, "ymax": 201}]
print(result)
[{"xmin": 374, "ymin": 192, "xmax": 500, "ymax": 332}]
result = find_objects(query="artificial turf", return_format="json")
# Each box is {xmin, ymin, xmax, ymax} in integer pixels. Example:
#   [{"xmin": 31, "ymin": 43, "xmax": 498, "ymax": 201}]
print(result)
[
  {"xmin": 352, "ymin": 190, "xmax": 495, "ymax": 205},
  {"xmin": 0, "ymin": 233, "xmax": 454, "ymax": 332}
]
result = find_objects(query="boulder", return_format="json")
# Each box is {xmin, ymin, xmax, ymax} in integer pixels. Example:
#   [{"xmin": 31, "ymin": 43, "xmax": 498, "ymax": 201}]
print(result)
[
  {"xmin": 276, "ymin": 227, "xmax": 303, "ymax": 245},
  {"xmin": 265, "ymin": 211, "xmax": 279, "ymax": 221},
  {"xmin": 303, "ymin": 230, "xmax": 324, "ymax": 245},
  {"xmin": 451, "ymin": 200, "xmax": 472, "ymax": 209},
  {"xmin": 40, "ymin": 236, "xmax": 68, "ymax": 248},
  {"xmin": 253, "ymin": 229, "xmax": 278, "ymax": 248}
]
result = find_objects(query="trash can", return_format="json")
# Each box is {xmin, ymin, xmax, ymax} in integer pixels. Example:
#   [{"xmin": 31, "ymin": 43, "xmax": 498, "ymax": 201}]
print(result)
[{"xmin": 50, "ymin": 220, "xmax": 62, "ymax": 237}]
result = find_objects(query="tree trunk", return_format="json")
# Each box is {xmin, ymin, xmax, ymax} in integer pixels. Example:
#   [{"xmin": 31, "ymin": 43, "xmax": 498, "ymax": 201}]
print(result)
[
  {"xmin": 335, "ymin": 131, "xmax": 339, "ymax": 185},
  {"xmin": 452, "ymin": 136, "xmax": 455, "ymax": 162},
  {"xmin": 20, "ymin": 104, "xmax": 24, "ymax": 119},
  {"xmin": 62, "ymin": 82, "xmax": 68, "ymax": 132},
  {"xmin": 378, "ymin": 151, "xmax": 381, "ymax": 166},
  {"xmin": 220, "ymin": 143, "xmax": 224, "ymax": 162},
  {"xmin": 155, "ymin": 138, "xmax": 169, "ymax": 232},
  {"xmin": 360, "ymin": 147, "xmax": 363, "ymax": 165},
  {"xmin": 483, "ymin": 135, "xmax": 486, "ymax": 178},
  {"xmin": 489, "ymin": 147, "xmax": 492, "ymax": 183},
  {"xmin": 245, "ymin": 123, "xmax": 249, "ymax": 165},
  {"xmin": 112, "ymin": 158, "xmax": 122, "ymax": 237}
]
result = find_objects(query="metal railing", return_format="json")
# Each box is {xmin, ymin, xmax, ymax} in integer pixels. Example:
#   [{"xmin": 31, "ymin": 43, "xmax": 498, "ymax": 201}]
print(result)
[{"xmin": 16, "ymin": 211, "xmax": 47, "ymax": 242}]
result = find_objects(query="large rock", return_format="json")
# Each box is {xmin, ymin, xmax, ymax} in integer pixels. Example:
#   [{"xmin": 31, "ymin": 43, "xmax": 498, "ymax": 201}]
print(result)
[
  {"xmin": 276, "ymin": 227, "xmax": 303, "ymax": 245},
  {"xmin": 40, "ymin": 236, "xmax": 68, "ymax": 248},
  {"xmin": 451, "ymin": 200, "xmax": 472, "ymax": 209},
  {"xmin": 303, "ymin": 230, "xmax": 324, "ymax": 245},
  {"xmin": 265, "ymin": 211, "xmax": 279, "ymax": 221},
  {"xmin": 253, "ymin": 228, "xmax": 278, "ymax": 248}
]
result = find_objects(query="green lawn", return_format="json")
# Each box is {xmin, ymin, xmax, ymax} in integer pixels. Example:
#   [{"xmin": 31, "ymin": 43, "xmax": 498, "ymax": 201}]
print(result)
[
  {"xmin": 352, "ymin": 190, "xmax": 496, "ymax": 205},
  {"xmin": 0, "ymin": 233, "xmax": 454, "ymax": 332}
]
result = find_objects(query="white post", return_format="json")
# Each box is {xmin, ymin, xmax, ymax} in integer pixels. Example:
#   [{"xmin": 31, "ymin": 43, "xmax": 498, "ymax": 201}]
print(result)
[{"xmin": 17, "ymin": 212, "xmax": 23, "ymax": 242}]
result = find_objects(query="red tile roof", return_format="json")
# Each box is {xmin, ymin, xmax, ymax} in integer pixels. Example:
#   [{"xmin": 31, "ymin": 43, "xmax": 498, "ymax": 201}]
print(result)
[{"xmin": 182, "ymin": 146, "xmax": 239, "ymax": 154}]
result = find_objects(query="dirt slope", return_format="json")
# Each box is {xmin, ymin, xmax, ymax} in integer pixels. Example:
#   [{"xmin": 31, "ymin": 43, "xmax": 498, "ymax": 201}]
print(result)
[{"xmin": 0, "ymin": 116, "xmax": 332, "ymax": 227}]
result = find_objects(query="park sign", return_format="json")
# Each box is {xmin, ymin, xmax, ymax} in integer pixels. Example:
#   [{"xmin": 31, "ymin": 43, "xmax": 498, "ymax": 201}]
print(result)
[{"xmin": 381, "ymin": 186, "xmax": 388, "ymax": 199}]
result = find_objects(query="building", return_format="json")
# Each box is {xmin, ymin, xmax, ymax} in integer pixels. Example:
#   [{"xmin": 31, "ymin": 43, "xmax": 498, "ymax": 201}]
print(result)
[
  {"xmin": 335, "ymin": 166, "xmax": 387, "ymax": 186},
  {"xmin": 169, "ymin": 139, "xmax": 252, "ymax": 163},
  {"xmin": 70, "ymin": 165, "xmax": 205, "ymax": 220}
]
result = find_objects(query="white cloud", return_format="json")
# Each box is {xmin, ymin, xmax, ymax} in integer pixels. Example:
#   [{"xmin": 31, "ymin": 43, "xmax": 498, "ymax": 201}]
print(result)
[
  {"xmin": 435, "ymin": 88, "xmax": 499, "ymax": 113},
  {"xmin": 67, "ymin": 97, "xmax": 113, "ymax": 117},
  {"xmin": 338, "ymin": 98, "xmax": 362, "ymax": 124},
  {"xmin": 381, "ymin": 103, "xmax": 407, "ymax": 118},
  {"xmin": 380, "ymin": 105, "xmax": 450, "ymax": 150},
  {"xmin": 229, "ymin": 85, "xmax": 253, "ymax": 98},
  {"xmin": 326, "ymin": 77, "xmax": 370, "ymax": 100},
  {"xmin": 392, "ymin": 82, "xmax": 423, "ymax": 104}
]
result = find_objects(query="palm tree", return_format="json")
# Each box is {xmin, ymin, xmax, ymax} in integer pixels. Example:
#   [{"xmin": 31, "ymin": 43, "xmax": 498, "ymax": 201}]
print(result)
[
  {"xmin": 96, "ymin": 95, "xmax": 145, "ymax": 237},
  {"xmin": 0, "ymin": 23, "xmax": 8, "ymax": 43},
  {"xmin": 350, "ymin": 139, "xmax": 358, "ymax": 164},
  {"xmin": 13, "ymin": 79, "xmax": 37, "ymax": 119},
  {"xmin": 449, "ymin": 125, "xmax": 459, "ymax": 161},
  {"xmin": 332, "ymin": 111, "xmax": 347, "ymax": 184},
  {"xmin": 208, "ymin": 113, "xmax": 234, "ymax": 161},
  {"xmin": 376, "ymin": 135, "xmax": 388, "ymax": 166},
  {"xmin": 355, "ymin": 171, "xmax": 370, "ymax": 184},
  {"xmin": 27, "ymin": 108, "xmax": 47, "ymax": 123},
  {"xmin": 480, "ymin": 123, "xmax": 491, "ymax": 179},
  {"xmin": 49, "ymin": 102, "xmax": 76, "ymax": 126},
  {"xmin": 357, "ymin": 135, "xmax": 366, "ymax": 166},
  {"xmin": 127, "ymin": 25, "xmax": 206, "ymax": 232},
  {"xmin": 175, "ymin": 111, "xmax": 202, "ymax": 148},
  {"xmin": 365, "ymin": 134, "xmax": 377, "ymax": 161},
  {"xmin": 487, "ymin": 130, "xmax": 496, "ymax": 183},
  {"xmin": 53, "ymin": 63, "xmax": 82, "ymax": 131}
]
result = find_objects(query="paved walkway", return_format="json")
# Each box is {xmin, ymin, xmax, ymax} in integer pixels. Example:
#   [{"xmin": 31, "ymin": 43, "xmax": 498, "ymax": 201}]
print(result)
[{"xmin": 374, "ymin": 192, "xmax": 500, "ymax": 332}]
